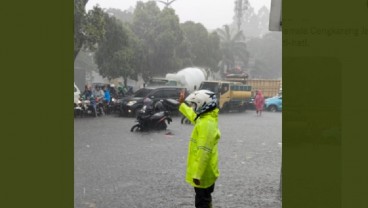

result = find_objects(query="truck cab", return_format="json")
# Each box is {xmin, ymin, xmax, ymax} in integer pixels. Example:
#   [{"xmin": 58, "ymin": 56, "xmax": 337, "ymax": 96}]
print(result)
[{"xmin": 199, "ymin": 81, "xmax": 252, "ymax": 112}]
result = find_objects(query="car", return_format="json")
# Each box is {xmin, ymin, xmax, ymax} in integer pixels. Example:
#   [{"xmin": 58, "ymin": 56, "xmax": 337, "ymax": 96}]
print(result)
[
  {"xmin": 119, "ymin": 86, "xmax": 188, "ymax": 117},
  {"xmin": 264, "ymin": 95, "xmax": 282, "ymax": 112}
]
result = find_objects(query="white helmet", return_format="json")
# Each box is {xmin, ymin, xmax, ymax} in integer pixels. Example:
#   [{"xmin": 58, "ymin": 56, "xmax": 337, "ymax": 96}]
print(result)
[{"xmin": 185, "ymin": 90, "xmax": 217, "ymax": 114}]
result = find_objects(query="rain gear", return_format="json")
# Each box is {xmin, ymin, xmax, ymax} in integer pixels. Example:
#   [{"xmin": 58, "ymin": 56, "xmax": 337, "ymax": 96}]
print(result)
[
  {"xmin": 179, "ymin": 103, "xmax": 221, "ymax": 188},
  {"xmin": 254, "ymin": 90, "xmax": 265, "ymax": 111}
]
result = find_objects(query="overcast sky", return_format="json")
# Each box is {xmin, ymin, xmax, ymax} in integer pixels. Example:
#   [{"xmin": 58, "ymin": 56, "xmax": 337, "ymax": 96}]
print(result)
[{"xmin": 86, "ymin": 0, "xmax": 271, "ymax": 30}]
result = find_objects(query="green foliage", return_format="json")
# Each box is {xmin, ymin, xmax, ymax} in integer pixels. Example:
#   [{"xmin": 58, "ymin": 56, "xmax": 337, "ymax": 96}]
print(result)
[
  {"xmin": 74, "ymin": 0, "xmax": 105, "ymax": 61},
  {"xmin": 207, "ymin": 32, "xmax": 222, "ymax": 72},
  {"xmin": 74, "ymin": 0, "xmax": 88, "ymax": 60},
  {"xmin": 216, "ymin": 25, "xmax": 249, "ymax": 73},
  {"xmin": 131, "ymin": 1, "xmax": 189, "ymax": 81},
  {"xmin": 237, "ymin": 4, "xmax": 270, "ymax": 38},
  {"xmin": 180, "ymin": 21, "xmax": 221, "ymax": 71},
  {"xmin": 95, "ymin": 13, "xmax": 138, "ymax": 84},
  {"xmin": 247, "ymin": 32, "xmax": 282, "ymax": 78},
  {"xmin": 83, "ymin": 6, "xmax": 106, "ymax": 51},
  {"xmin": 106, "ymin": 8, "xmax": 134, "ymax": 23}
]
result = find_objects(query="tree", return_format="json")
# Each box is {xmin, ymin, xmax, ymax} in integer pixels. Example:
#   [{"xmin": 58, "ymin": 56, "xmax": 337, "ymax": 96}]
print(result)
[
  {"xmin": 207, "ymin": 32, "xmax": 222, "ymax": 72},
  {"xmin": 94, "ymin": 13, "xmax": 139, "ymax": 86},
  {"xmin": 246, "ymin": 32, "xmax": 282, "ymax": 78},
  {"xmin": 106, "ymin": 8, "xmax": 134, "ymax": 23},
  {"xmin": 180, "ymin": 21, "xmax": 221, "ymax": 71},
  {"xmin": 216, "ymin": 25, "xmax": 249, "ymax": 75},
  {"xmin": 257, "ymin": 6, "xmax": 270, "ymax": 37},
  {"xmin": 238, "ymin": 4, "xmax": 270, "ymax": 38},
  {"xmin": 74, "ymin": 0, "xmax": 105, "ymax": 61},
  {"xmin": 131, "ymin": 1, "xmax": 189, "ymax": 80}
]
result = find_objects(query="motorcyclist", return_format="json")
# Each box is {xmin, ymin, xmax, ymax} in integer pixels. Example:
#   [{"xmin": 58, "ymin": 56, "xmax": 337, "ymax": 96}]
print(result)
[
  {"xmin": 103, "ymin": 85, "xmax": 111, "ymax": 104},
  {"xmin": 118, "ymin": 85, "xmax": 127, "ymax": 97},
  {"xmin": 154, "ymin": 100, "xmax": 165, "ymax": 113},
  {"xmin": 82, "ymin": 84, "xmax": 92, "ymax": 100},
  {"xmin": 92, "ymin": 85, "xmax": 105, "ymax": 116},
  {"xmin": 109, "ymin": 84, "xmax": 118, "ymax": 99},
  {"xmin": 142, "ymin": 97, "xmax": 154, "ymax": 115},
  {"xmin": 93, "ymin": 85, "xmax": 105, "ymax": 101}
]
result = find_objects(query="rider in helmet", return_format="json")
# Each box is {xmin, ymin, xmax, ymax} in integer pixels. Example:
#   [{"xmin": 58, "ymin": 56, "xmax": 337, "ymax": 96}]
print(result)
[
  {"xmin": 109, "ymin": 84, "xmax": 117, "ymax": 99},
  {"xmin": 140, "ymin": 97, "xmax": 154, "ymax": 116},
  {"xmin": 137, "ymin": 97, "xmax": 154, "ymax": 123},
  {"xmin": 154, "ymin": 100, "xmax": 165, "ymax": 113},
  {"xmin": 178, "ymin": 89, "xmax": 221, "ymax": 208}
]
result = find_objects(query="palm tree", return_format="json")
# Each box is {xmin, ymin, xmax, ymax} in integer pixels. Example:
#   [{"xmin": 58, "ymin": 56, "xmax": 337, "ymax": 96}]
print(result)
[{"xmin": 216, "ymin": 25, "xmax": 249, "ymax": 75}]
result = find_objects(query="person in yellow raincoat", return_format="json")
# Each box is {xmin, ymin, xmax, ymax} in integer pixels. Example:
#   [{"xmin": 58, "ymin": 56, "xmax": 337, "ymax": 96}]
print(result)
[{"xmin": 179, "ymin": 89, "xmax": 221, "ymax": 208}]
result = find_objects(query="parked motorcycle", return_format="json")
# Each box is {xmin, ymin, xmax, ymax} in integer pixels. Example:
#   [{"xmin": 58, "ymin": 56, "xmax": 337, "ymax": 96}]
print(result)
[{"xmin": 130, "ymin": 105, "xmax": 172, "ymax": 132}]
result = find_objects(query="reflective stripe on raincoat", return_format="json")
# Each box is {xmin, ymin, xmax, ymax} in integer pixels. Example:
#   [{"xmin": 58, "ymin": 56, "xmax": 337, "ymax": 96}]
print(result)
[{"xmin": 179, "ymin": 103, "xmax": 221, "ymax": 188}]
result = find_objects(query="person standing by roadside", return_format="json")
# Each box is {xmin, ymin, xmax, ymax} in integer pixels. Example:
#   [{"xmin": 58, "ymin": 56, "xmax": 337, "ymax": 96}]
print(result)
[
  {"xmin": 178, "ymin": 89, "xmax": 221, "ymax": 208},
  {"xmin": 254, "ymin": 90, "xmax": 265, "ymax": 116}
]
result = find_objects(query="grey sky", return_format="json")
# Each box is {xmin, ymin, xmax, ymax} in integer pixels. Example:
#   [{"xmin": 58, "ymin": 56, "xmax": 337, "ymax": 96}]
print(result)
[{"xmin": 86, "ymin": 0, "xmax": 271, "ymax": 30}]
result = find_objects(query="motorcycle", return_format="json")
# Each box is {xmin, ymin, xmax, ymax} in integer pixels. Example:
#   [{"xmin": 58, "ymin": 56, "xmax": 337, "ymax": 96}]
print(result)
[
  {"xmin": 109, "ymin": 96, "xmax": 122, "ymax": 114},
  {"xmin": 80, "ymin": 96, "xmax": 104, "ymax": 117},
  {"xmin": 130, "ymin": 105, "xmax": 172, "ymax": 132},
  {"xmin": 94, "ymin": 97, "xmax": 105, "ymax": 116},
  {"xmin": 181, "ymin": 116, "xmax": 191, "ymax": 124},
  {"xmin": 74, "ymin": 97, "xmax": 91, "ymax": 117},
  {"xmin": 74, "ymin": 98, "xmax": 84, "ymax": 117}
]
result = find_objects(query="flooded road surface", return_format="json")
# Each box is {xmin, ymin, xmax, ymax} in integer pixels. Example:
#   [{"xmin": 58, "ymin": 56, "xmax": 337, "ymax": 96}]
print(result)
[{"xmin": 74, "ymin": 110, "xmax": 282, "ymax": 208}]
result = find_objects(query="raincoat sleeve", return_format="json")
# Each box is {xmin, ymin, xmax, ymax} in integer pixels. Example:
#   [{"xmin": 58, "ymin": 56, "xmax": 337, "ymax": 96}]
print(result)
[
  {"xmin": 193, "ymin": 121, "xmax": 218, "ymax": 180},
  {"xmin": 179, "ymin": 103, "xmax": 197, "ymax": 124}
]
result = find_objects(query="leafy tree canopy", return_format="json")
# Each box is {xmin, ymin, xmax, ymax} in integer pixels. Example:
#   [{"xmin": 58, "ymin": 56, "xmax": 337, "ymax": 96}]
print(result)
[
  {"xmin": 131, "ymin": 1, "xmax": 189, "ymax": 80},
  {"xmin": 74, "ymin": 0, "xmax": 105, "ymax": 61},
  {"xmin": 106, "ymin": 8, "xmax": 134, "ymax": 23},
  {"xmin": 247, "ymin": 32, "xmax": 282, "ymax": 78},
  {"xmin": 95, "ymin": 13, "xmax": 138, "ymax": 85},
  {"xmin": 216, "ymin": 25, "xmax": 249, "ymax": 74},
  {"xmin": 180, "ymin": 21, "xmax": 221, "ymax": 71}
]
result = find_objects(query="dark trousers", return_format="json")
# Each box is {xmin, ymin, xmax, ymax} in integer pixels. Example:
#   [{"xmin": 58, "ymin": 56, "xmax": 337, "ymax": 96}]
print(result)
[{"xmin": 194, "ymin": 183, "xmax": 215, "ymax": 208}]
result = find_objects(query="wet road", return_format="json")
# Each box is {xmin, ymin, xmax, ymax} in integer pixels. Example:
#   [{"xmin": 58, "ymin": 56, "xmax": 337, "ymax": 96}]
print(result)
[{"xmin": 74, "ymin": 110, "xmax": 282, "ymax": 208}]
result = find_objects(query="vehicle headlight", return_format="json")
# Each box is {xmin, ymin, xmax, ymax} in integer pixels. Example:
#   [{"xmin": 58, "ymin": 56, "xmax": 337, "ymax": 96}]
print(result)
[{"xmin": 126, "ymin": 101, "xmax": 137, "ymax": 106}]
